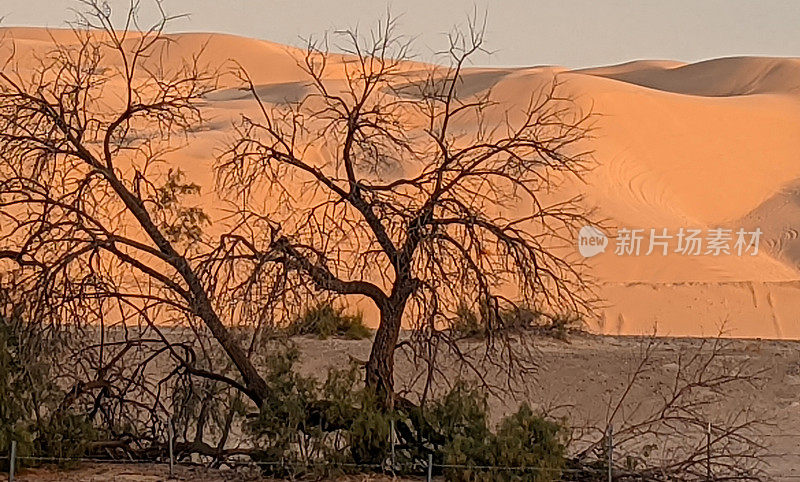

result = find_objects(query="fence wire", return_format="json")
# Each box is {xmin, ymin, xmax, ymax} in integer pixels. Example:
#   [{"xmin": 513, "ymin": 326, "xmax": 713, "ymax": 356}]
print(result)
[{"xmin": 2, "ymin": 431, "xmax": 800, "ymax": 479}]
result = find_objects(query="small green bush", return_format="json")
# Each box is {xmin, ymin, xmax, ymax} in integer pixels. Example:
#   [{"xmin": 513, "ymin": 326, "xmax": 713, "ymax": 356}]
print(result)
[
  {"xmin": 450, "ymin": 303, "xmax": 486, "ymax": 339},
  {"xmin": 0, "ymin": 296, "xmax": 97, "ymax": 468},
  {"xmin": 246, "ymin": 346, "xmax": 318, "ymax": 464},
  {"xmin": 430, "ymin": 384, "xmax": 567, "ymax": 482},
  {"xmin": 247, "ymin": 346, "xmax": 389, "ymax": 477},
  {"xmin": 426, "ymin": 382, "xmax": 491, "ymax": 445},
  {"xmin": 347, "ymin": 390, "xmax": 393, "ymax": 465},
  {"xmin": 286, "ymin": 303, "xmax": 371, "ymax": 340},
  {"xmin": 449, "ymin": 301, "xmax": 581, "ymax": 341},
  {"xmin": 491, "ymin": 404, "xmax": 567, "ymax": 481},
  {"xmin": 35, "ymin": 412, "xmax": 97, "ymax": 464}
]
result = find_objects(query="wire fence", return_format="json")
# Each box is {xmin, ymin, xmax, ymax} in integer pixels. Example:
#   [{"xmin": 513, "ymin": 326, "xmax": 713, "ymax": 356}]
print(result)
[
  {"xmin": 4, "ymin": 428, "xmax": 800, "ymax": 480},
  {"xmin": 4, "ymin": 454, "xmax": 800, "ymax": 480},
  {"xmin": 0, "ymin": 454, "xmax": 600, "ymax": 480}
]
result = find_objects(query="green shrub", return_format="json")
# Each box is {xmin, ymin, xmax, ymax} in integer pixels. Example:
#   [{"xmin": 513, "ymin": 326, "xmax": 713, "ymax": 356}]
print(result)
[
  {"xmin": 246, "ymin": 348, "xmax": 568, "ymax": 480},
  {"xmin": 491, "ymin": 404, "xmax": 567, "ymax": 481},
  {"xmin": 247, "ymin": 346, "xmax": 389, "ymax": 476},
  {"xmin": 35, "ymin": 412, "xmax": 97, "ymax": 464},
  {"xmin": 247, "ymin": 346, "xmax": 318, "ymax": 464},
  {"xmin": 450, "ymin": 303, "xmax": 486, "ymax": 338},
  {"xmin": 449, "ymin": 301, "xmax": 581, "ymax": 341},
  {"xmin": 347, "ymin": 390, "xmax": 393, "ymax": 465},
  {"xmin": 286, "ymin": 303, "xmax": 371, "ymax": 340},
  {"xmin": 440, "ymin": 401, "xmax": 567, "ymax": 481},
  {"xmin": 0, "ymin": 295, "xmax": 97, "ymax": 468},
  {"xmin": 426, "ymin": 382, "xmax": 491, "ymax": 445},
  {"xmin": 417, "ymin": 382, "xmax": 567, "ymax": 482},
  {"xmin": 0, "ymin": 306, "xmax": 41, "ymax": 463}
]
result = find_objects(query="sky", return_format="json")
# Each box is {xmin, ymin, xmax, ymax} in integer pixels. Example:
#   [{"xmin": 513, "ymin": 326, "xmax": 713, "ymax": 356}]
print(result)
[{"xmin": 3, "ymin": 0, "xmax": 800, "ymax": 68}]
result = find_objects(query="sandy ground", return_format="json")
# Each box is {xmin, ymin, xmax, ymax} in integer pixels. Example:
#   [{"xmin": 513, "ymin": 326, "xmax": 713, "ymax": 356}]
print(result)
[
  {"xmin": 14, "ymin": 463, "xmax": 422, "ymax": 481},
  {"xmin": 293, "ymin": 333, "xmax": 800, "ymax": 479},
  {"xmin": 11, "ymin": 333, "xmax": 800, "ymax": 480}
]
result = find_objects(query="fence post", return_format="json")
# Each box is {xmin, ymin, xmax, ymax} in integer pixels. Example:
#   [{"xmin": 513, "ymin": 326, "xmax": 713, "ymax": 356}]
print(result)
[
  {"xmin": 427, "ymin": 452, "xmax": 433, "ymax": 482},
  {"xmin": 168, "ymin": 416, "xmax": 174, "ymax": 479},
  {"xmin": 607, "ymin": 424, "xmax": 613, "ymax": 482},
  {"xmin": 390, "ymin": 418, "xmax": 396, "ymax": 470},
  {"xmin": 8, "ymin": 440, "xmax": 16, "ymax": 482},
  {"xmin": 707, "ymin": 422, "xmax": 712, "ymax": 480}
]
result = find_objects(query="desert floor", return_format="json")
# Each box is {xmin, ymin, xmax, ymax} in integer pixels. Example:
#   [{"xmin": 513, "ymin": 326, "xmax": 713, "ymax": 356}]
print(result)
[
  {"xmin": 10, "ymin": 333, "xmax": 800, "ymax": 480},
  {"xmin": 13, "ymin": 463, "xmax": 421, "ymax": 481}
]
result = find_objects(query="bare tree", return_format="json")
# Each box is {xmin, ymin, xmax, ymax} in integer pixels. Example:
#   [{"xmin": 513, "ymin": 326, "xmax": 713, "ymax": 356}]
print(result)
[
  {"xmin": 0, "ymin": 2, "xmax": 592, "ymax": 463},
  {"xmin": 0, "ymin": 0, "xmax": 278, "ymax": 418},
  {"xmin": 567, "ymin": 336, "xmax": 767, "ymax": 480},
  {"xmin": 216, "ymin": 15, "xmax": 593, "ymax": 405}
]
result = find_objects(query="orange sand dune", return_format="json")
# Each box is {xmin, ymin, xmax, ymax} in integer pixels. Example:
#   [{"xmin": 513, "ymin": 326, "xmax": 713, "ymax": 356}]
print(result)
[
  {"xmin": 3, "ymin": 28, "xmax": 800, "ymax": 338},
  {"xmin": 583, "ymin": 56, "xmax": 800, "ymax": 96}
]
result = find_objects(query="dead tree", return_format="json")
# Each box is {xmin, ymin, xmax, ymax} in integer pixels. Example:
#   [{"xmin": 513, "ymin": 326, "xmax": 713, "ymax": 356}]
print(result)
[
  {"xmin": 0, "ymin": 0, "xmax": 278, "ymax": 414},
  {"xmin": 567, "ymin": 336, "xmax": 767, "ymax": 480},
  {"xmin": 217, "ymin": 15, "xmax": 594, "ymax": 404}
]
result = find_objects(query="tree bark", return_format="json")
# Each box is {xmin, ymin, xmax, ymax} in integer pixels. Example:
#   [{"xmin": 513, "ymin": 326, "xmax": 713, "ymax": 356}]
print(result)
[{"xmin": 365, "ymin": 301, "xmax": 405, "ymax": 408}]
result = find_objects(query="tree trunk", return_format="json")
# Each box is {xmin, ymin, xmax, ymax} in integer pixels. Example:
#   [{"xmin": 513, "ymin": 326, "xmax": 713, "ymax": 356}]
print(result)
[
  {"xmin": 190, "ymin": 285, "xmax": 269, "ymax": 406},
  {"xmin": 105, "ymin": 173, "xmax": 270, "ymax": 408},
  {"xmin": 365, "ymin": 303, "xmax": 405, "ymax": 408}
]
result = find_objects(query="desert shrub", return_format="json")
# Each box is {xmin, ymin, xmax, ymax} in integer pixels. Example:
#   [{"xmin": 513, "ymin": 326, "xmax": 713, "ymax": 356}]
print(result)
[
  {"xmin": 247, "ymin": 345, "xmax": 319, "ymax": 464},
  {"xmin": 347, "ymin": 390, "xmax": 393, "ymax": 465},
  {"xmin": 536, "ymin": 313, "xmax": 582, "ymax": 340},
  {"xmin": 422, "ymin": 383, "xmax": 567, "ymax": 482},
  {"xmin": 499, "ymin": 305, "xmax": 543, "ymax": 330},
  {"xmin": 448, "ymin": 303, "xmax": 539, "ymax": 338},
  {"xmin": 491, "ymin": 404, "xmax": 567, "ymax": 480},
  {"xmin": 449, "ymin": 301, "xmax": 581, "ymax": 341},
  {"xmin": 509, "ymin": 308, "xmax": 584, "ymax": 339},
  {"xmin": 0, "ymin": 306, "xmax": 41, "ymax": 465},
  {"xmin": 0, "ymin": 295, "xmax": 97, "ymax": 467},
  {"xmin": 425, "ymin": 382, "xmax": 492, "ymax": 446},
  {"xmin": 286, "ymin": 302, "xmax": 371, "ymax": 340},
  {"xmin": 450, "ymin": 303, "xmax": 486, "ymax": 338},
  {"xmin": 247, "ymin": 345, "xmax": 391, "ymax": 476},
  {"xmin": 35, "ymin": 412, "xmax": 98, "ymax": 463},
  {"xmin": 247, "ymin": 351, "xmax": 567, "ymax": 479},
  {"xmin": 318, "ymin": 365, "xmax": 396, "ymax": 469}
]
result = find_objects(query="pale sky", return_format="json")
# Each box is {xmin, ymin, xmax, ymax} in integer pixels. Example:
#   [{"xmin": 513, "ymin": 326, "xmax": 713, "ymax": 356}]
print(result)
[{"xmin": 3, "ymin": 0, "xmax": 800, "ymax": 68}]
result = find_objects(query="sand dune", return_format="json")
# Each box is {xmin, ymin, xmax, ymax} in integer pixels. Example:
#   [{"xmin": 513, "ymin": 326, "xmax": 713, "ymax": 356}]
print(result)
[
  {"xmin": 575, "ymin": 59, "xmax": 686, "ymax": 77},
  {"xmin": 3, "ymin": 28, "xmax": 800, "ymax": 338},
  {"xmin": 583, "ymin": 56, "xmax": 800, "ymax": 96}
]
